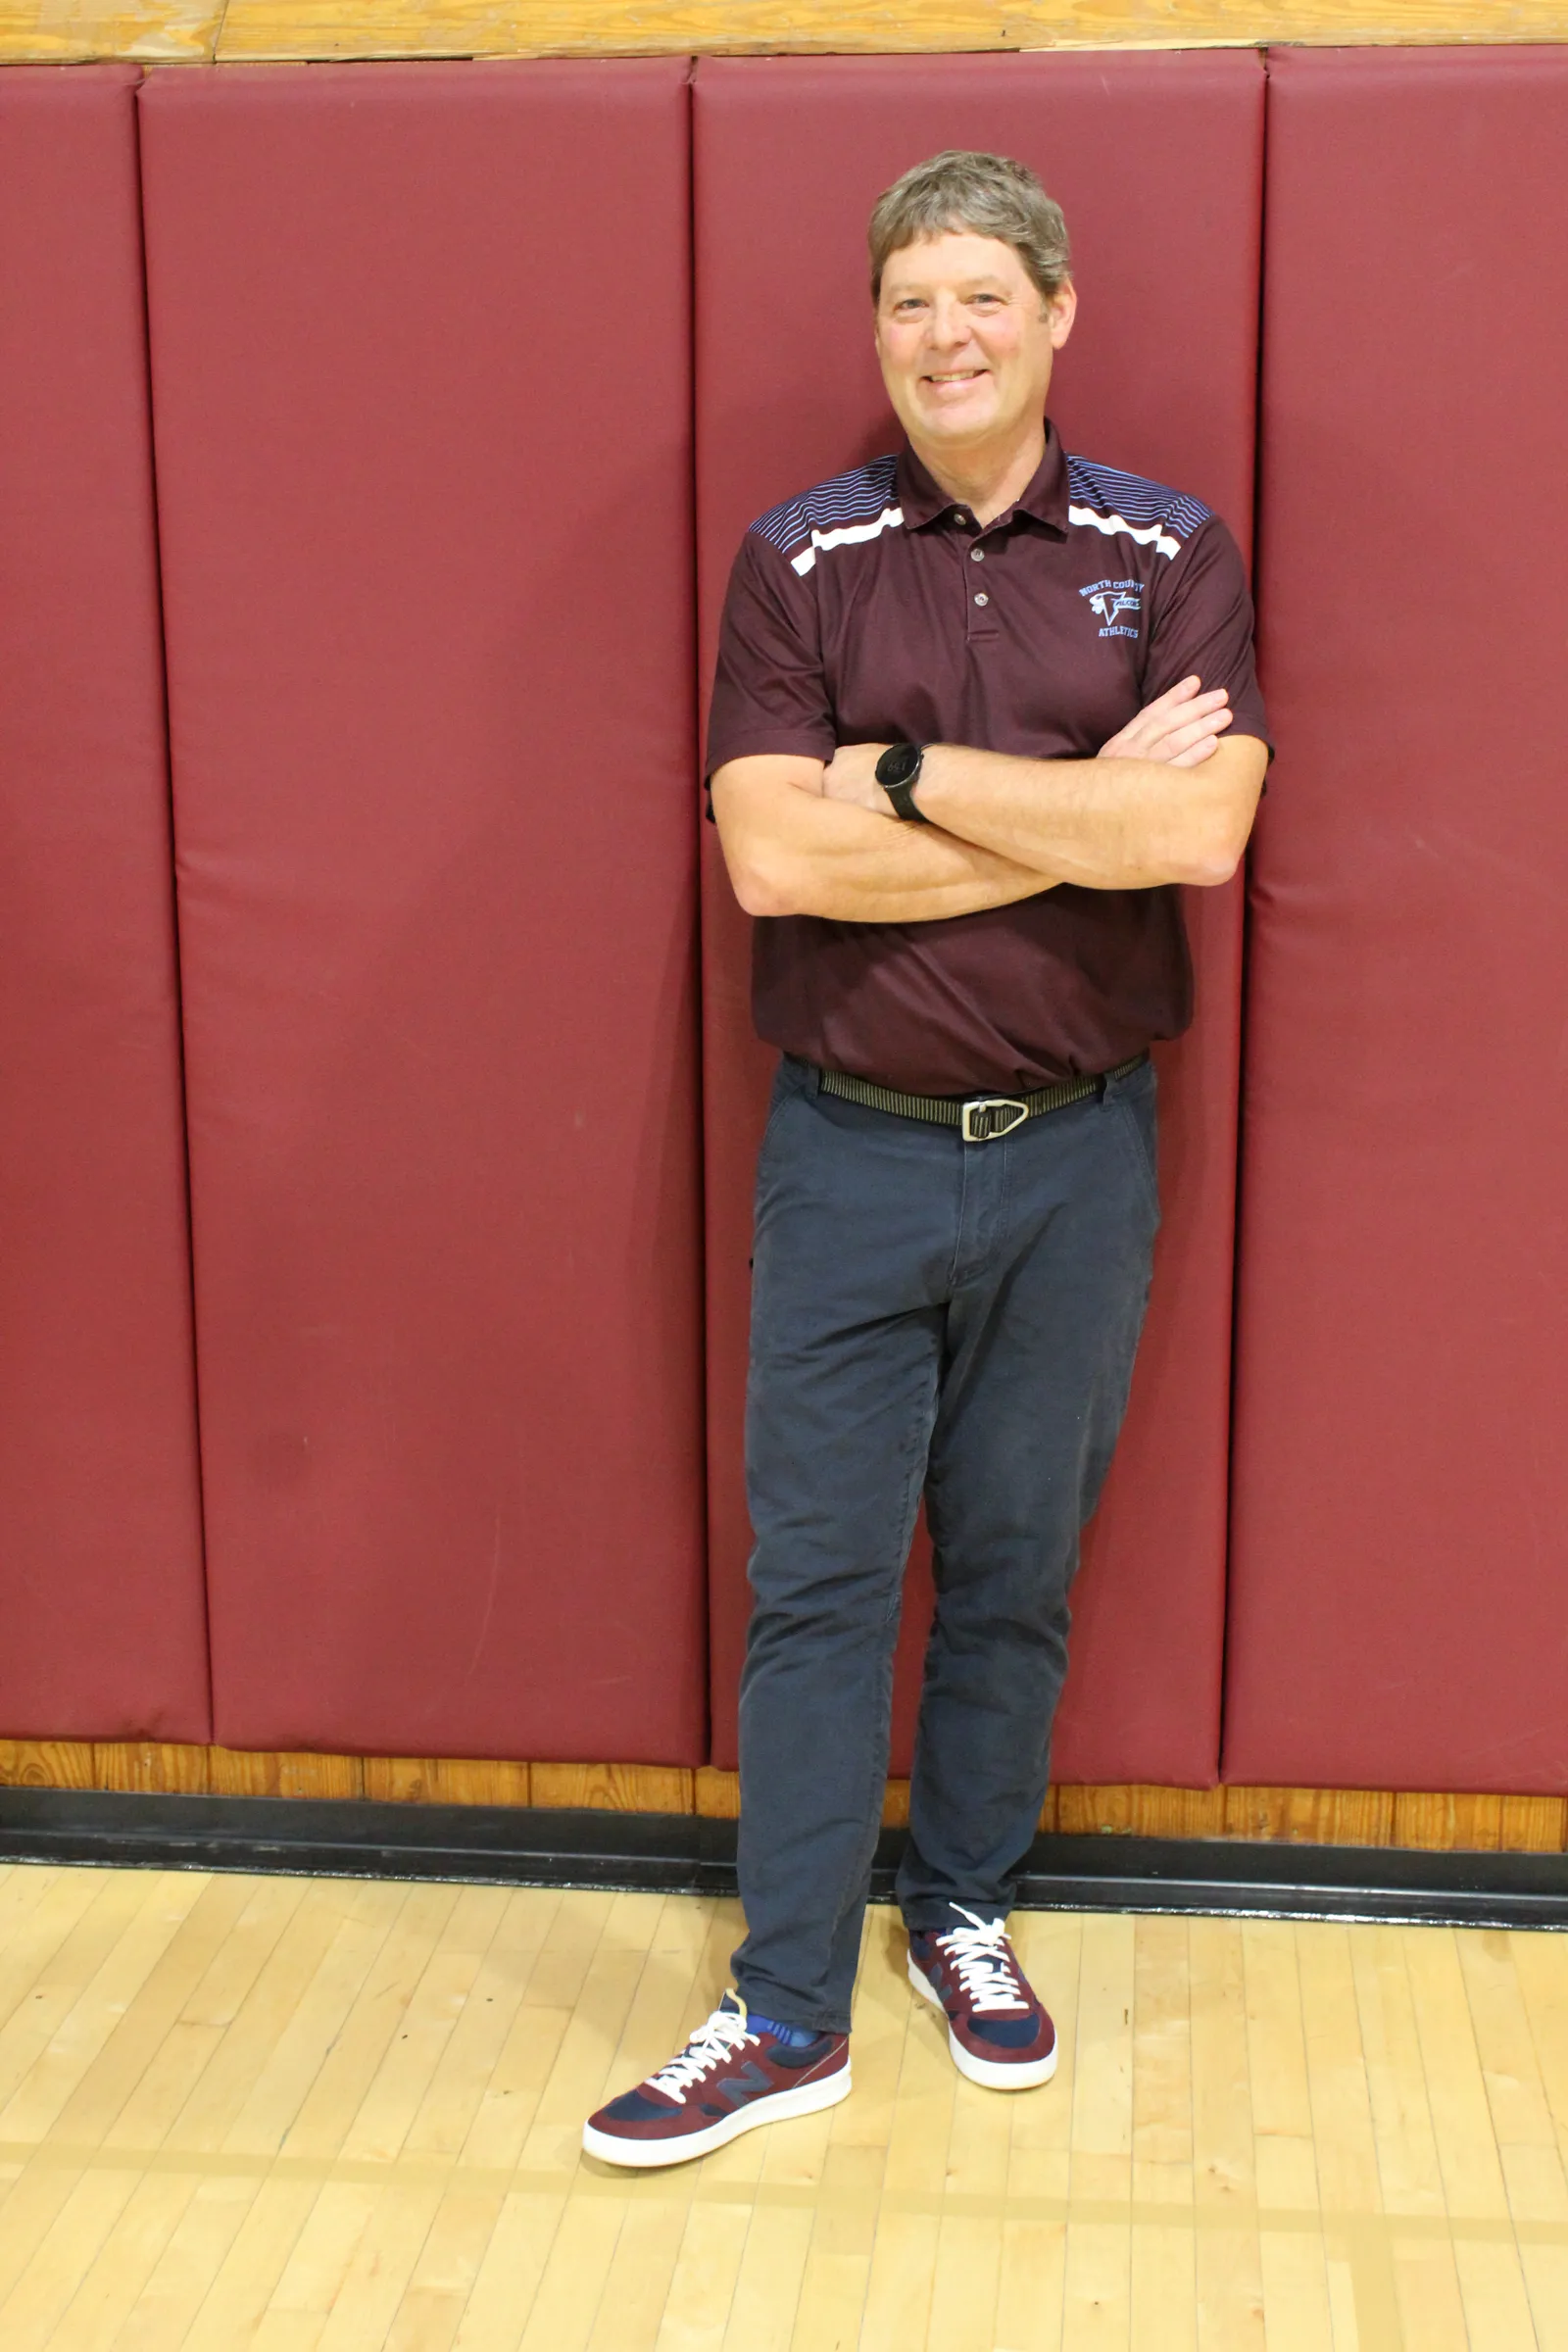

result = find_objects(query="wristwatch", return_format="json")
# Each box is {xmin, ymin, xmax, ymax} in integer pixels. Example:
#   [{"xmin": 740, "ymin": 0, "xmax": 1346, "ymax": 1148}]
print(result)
[{"xmin": 875, "ymin": 742, "xmax": 930, "ymax": 824}]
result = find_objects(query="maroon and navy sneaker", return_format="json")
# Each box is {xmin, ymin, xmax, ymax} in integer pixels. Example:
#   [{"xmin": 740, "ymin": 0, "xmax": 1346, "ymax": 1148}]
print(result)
[
  {"xmin": 907, "ymin": 1905, "xmax": 1058, "ymax": 2089},
  {"xmin": 582, "ymin": 1991, "xmax": 851, "ymax": 2169}
]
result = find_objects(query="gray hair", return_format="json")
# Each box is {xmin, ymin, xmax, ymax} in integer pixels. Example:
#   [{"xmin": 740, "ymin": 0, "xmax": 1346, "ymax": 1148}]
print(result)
[{"xmin": 868, "ymin": 150, "xmax": 1071, "ymax": 306}]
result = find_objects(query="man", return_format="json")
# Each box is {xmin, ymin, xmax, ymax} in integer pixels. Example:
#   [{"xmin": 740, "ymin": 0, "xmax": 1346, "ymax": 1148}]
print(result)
[{"xmin": 584, "ymin": 149, "xmax": 1268, "ymax": 2169}]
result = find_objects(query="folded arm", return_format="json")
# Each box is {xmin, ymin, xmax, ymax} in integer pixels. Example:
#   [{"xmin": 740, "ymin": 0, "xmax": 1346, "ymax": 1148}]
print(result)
[
  {"xmin": 822, "ymin": 679, "xmax": 1267, "ymax": 891},
  {"xmin": 710, "ymin": 755, "xmax": 1055, "ymax": 924},
  {"xmin": 711, "ymin": 678, "xmax": 1266, "ymax": 923}
]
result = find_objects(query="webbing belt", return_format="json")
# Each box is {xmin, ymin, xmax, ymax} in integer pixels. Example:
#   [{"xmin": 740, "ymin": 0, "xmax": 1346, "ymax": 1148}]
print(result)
[{"xmin": 816, "ymin": 1053, "xmax": 1149, "ymax": 1144}]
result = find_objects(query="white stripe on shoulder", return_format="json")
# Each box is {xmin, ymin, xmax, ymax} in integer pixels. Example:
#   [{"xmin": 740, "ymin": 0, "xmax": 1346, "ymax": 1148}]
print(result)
[
  {"xmin": 1067, "ymin": 504, "xmax": 1180, "ymax": 561},
  {"xmin": 790, "ymin": 505, "xmax": 905, "ymax": 575}
]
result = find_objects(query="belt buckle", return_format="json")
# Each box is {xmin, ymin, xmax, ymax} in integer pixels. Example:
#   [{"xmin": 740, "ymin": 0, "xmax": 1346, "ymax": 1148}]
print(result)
[{"xmin": 960, "ymin": 1096, "xmax": 1029, "ymax": 1144}]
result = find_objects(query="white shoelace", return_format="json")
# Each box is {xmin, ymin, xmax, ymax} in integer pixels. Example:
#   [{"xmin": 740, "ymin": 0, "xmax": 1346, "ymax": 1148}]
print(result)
[
  {"xmin": 934, "ymin": 1907, "xmax": 1032, "ymax": 2014},
  {"xmin": 648, "ymin": 2002, "xmax": 759, "ymax": 2096}
]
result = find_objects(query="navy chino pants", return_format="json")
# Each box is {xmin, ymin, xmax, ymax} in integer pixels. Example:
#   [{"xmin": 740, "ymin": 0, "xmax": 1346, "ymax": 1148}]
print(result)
[{"xmin": 731, "ymin": 1053, "xmax": 1161, "ymax": 2034}]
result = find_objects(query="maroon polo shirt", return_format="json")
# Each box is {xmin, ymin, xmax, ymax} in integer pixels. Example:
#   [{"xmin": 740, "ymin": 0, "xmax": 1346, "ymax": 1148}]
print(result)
[{"xmin": 706, "ymin": 426, "xmax": 1269, "ymax": 1095}]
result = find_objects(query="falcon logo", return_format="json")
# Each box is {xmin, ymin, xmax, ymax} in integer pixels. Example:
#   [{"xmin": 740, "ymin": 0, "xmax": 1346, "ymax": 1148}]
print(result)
[
  {"xmin": 1091, "ymin": 590, "xmax": 1140, "ymax": 625},
  {"xmin": 1083, "ymin": 578, "xmax": 1145, "ymax": 636}
]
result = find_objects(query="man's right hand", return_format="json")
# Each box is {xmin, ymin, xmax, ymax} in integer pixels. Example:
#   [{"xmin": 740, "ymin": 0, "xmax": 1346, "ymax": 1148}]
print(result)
[{"xmin": 1099, "ymin": 675, "xmax": 1232, "ymax": 768}]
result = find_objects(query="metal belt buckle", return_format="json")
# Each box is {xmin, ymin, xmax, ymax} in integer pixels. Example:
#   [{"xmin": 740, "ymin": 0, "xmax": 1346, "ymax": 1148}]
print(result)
[{"xmin": 960, "ymin": 1096, "xmax": 1029, "ymax": 1144}]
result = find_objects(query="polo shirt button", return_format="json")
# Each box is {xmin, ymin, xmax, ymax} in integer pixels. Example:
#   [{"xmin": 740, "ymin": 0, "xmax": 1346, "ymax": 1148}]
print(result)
[
  {"xmin": 953, "ymin": 510, "xmax": 967, "ymax": 524},
  {"xmin": 974, "ymin": 592, "xmax": 989, "ymax": 608},
  {"xmin": 970, "ymin": 547, "xmax": 986, "ymax": 563}
]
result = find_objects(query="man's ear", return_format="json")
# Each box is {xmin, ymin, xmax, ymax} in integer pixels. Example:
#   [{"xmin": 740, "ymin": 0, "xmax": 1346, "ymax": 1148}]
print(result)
[{"xmin": 1047, "ymin": 279, "xmax": 1078, "ymax": 350}]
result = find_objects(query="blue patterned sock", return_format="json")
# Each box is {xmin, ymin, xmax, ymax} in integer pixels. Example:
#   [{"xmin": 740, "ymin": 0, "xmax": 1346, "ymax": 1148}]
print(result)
[{"xmin": 747, "ymin": 2010, "xmax": 822, "ymax": 2047}]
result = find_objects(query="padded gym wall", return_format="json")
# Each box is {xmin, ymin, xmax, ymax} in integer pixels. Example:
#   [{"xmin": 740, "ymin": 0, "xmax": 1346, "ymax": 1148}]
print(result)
[
  {"xmin": 0, "ymin": 66, "xmax": 210, "ymax": 1742},
  {"xmin": 1226, "ymin": 49, "xmax": 1568, "ymax": 1791},
  {"xmin": 696, "ymin": 54, "xmax": 1264, "ymax": 1782},
  {"xmin": 139, "ymin": 62, "xmax": 706, "ymax": 1761}
]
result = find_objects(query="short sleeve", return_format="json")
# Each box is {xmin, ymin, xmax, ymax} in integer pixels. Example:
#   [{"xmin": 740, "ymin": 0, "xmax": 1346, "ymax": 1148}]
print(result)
[
  {"xmin": 706, "ymin": 529, "xmax": 837, "ymax": 778},
  {"xmin": 1144, "ymin": 514, "xmax": 1271, "ymax": 753}
]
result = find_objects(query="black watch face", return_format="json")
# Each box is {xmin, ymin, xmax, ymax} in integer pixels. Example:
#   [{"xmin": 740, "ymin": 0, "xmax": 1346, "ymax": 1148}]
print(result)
[{"xmin": 877, "ymin": 743, "xmax": 922, "ymax": 788}]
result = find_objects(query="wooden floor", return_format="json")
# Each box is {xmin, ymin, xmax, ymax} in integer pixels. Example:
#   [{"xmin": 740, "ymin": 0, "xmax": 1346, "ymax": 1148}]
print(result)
[{"xmin": 2, "ymin": 1867, "xmax": 1567, "ymax": 2347}]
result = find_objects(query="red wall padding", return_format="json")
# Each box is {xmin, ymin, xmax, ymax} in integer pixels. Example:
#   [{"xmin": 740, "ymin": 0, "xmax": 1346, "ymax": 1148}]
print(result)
[
  {"xmin": 1226, "ymin": 50, "xmax": 1568, "ymax": 1792},
  {"xmin": 139, "ymin": 62, "xmax": 707, "ymax": 1761},
  {"xmin": 0, "ymin": 67, "xmax": 210, "ymax": 1742},
  {"xmin": 696, "ymin": 55, "xmax": 1264, "ymax": 1781}
]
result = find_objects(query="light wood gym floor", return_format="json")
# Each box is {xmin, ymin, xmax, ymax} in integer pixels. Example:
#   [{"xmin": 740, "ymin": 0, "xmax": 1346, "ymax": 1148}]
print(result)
[{"xmin": 1, "ymin": 1864, "xmax": 1566, "ymax": 2348}]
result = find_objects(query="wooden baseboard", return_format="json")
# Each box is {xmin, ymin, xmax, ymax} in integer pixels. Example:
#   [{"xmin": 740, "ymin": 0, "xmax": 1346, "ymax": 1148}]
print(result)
[
  {"xmin": 3, "ymin": 1740, "xmax": 1563, "ymax": 1854},
  {"xmin": 3, "ymin": 4, "xmax": 1568, "ymax": 68}
]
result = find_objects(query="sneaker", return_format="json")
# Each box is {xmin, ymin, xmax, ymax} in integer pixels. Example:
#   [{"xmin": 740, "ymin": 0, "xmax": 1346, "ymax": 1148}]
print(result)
[
  {"xmin": 907, "ymin": 1906, "xmax": 1058, "ymax": 2089},
  {"xmin": 582, "ymin": 1991, "xmax": 851, "ymax": 2169}
]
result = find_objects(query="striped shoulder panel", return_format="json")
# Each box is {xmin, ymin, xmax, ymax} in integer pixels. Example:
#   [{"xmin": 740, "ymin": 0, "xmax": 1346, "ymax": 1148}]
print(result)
[
  {"xmin": 750, "ymin": 455, "xmax": 903, "ymax": 577},
  {"xmin": 1065, "ymin": 454, "xmax": 1212, "ymax": 562}
]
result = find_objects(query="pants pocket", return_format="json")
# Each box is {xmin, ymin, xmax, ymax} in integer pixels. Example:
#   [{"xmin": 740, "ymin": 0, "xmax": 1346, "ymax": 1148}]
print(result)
[{"xmin": 1110, "ymin": 1063, "xmax": 1161, "ymax": 1223}]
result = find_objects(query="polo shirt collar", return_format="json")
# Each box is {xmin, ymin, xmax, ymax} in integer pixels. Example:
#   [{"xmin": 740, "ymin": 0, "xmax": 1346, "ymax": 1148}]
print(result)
[{"xmin": 896, "ymin": 422, "xmax": 1070, "ymax": 535}]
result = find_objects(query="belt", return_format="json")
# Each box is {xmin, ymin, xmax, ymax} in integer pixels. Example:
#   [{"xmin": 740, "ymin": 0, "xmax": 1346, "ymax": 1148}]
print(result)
[{"xmin": 816, "ymin": 1053, "xmax": 1149, "ymax": 1145}]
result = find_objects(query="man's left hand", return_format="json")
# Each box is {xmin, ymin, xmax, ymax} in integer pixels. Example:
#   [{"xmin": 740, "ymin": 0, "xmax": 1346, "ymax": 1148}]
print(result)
[{"xmin": 821, "ymin": 742, "xmax": 894, "ymax": 812}]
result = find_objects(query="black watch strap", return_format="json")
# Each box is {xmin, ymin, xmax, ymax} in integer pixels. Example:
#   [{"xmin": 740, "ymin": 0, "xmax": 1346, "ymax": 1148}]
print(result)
[{"xmin": 875, "ymin": 742, "xmax": 930, "ymax": 824}]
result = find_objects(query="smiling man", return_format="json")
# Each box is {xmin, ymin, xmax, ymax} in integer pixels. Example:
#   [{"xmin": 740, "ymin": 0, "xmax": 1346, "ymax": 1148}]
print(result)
[{"xmin": 584, "ymin": 150, "xmax": 1269, "ymax": 2170}]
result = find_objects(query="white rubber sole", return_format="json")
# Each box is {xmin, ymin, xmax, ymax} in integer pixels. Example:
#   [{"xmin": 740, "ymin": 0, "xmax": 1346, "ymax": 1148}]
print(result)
[
  {"xmin": 907, "ymin": 1956, "xmax": 1059, "ymax": 2090},
  {"xmin": 582, "ymin": 2060, "xmax": 852, "ymax": 2170}
]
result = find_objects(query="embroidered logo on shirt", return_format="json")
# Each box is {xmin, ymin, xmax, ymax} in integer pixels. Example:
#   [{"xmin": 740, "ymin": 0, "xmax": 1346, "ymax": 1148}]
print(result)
[{"xmin": 1083, "ymin": 578, "xmax": 1144, "ymax": 638}]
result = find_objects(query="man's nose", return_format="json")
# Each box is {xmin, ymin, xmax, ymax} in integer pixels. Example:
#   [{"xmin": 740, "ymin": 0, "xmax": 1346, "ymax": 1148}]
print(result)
[{"xmin": 924, "ymin": 293, "xmax": 972, "ymax": 350}]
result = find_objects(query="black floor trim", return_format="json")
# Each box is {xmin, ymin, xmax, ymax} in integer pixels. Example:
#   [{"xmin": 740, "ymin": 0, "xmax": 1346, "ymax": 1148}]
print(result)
[{"xmin": 3, "ymin": 1788, "xmax": 1567, "ymax": 1930}]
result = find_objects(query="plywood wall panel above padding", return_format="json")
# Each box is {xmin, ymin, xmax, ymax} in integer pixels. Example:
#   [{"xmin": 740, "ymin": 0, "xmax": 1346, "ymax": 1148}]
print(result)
[
  {"xmin": 138, "ymin": 61, "xmax": 707, "ymax": 1763},
  {"xmin": 694, "ymin": 53, "xmax": 1265, "ymax": 1782},
  {"xmin": 12, "ymin": 0, "xmax": 1568, "ymax": 65},
  {"xmin": 0, "ymin": 66, "xmax": 210, "ymax": 1743},
  {"xmin": 1226, "ymin": 48, "xmax": 1568, "ymax": 1794}
]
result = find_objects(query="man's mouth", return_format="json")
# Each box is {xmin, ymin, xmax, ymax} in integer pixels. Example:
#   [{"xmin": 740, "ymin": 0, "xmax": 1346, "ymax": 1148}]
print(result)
[{"xmin": 923, "ymin": 368, "xmax": 988, "ymax": 386}]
